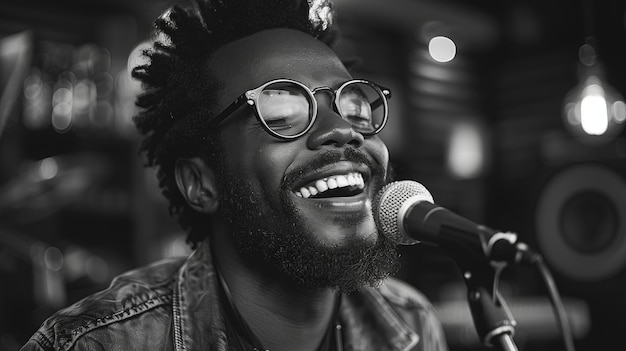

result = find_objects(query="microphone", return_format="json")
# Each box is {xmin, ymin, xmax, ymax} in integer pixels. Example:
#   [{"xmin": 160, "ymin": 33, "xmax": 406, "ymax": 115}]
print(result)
[{"xmin": 373, "ymin": 180, "xmax": 536, "ymax": 265}]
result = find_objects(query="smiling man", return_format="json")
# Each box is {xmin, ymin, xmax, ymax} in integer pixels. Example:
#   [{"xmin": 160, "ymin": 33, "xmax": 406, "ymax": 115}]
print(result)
[{"xmin": 21, "ymin": 1, "xmax": 448, "ymax": 350}]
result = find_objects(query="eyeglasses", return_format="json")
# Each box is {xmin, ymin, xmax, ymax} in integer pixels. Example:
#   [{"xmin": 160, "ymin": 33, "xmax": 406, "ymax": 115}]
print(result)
[{"xmin": 207, "ymin": 78, "xmax": 392, "ymax": 140}]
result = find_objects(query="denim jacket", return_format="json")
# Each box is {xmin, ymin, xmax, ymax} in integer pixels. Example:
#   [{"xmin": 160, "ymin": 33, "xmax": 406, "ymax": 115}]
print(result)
[{"xmin": 21, "ymin": 240, "xmax": 448, "ymax": 351}]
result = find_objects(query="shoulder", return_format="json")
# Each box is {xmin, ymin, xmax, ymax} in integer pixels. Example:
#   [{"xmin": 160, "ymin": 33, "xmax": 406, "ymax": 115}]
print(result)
[{"xmin": 23, "ymin": 257, "xmax": 186, "ymax": 351}]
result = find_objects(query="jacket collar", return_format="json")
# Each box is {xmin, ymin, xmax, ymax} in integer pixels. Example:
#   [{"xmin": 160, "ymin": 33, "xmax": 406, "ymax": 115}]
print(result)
[{"xmin": 173, "ymin": 240, "xmax": 419, "ymax": 351}]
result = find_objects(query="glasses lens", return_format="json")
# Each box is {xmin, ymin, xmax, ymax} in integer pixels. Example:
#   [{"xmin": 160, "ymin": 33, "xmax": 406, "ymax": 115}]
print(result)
[
  {"xmin": 258, "ymin": 81, "xmax": 313, "ymax": 137},
  {"xmin": 337, "ymin": 82, "xmax": 386, "ymax": 134}
]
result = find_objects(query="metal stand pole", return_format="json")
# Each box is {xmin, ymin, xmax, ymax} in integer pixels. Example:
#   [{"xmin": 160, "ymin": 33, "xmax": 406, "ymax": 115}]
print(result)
[{"xmin": 463, "ymin": 269, "xmax": 518, "ymax": 351}]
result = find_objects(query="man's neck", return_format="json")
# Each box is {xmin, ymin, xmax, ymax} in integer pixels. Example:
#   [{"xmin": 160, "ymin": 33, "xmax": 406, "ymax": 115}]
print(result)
[{"xmin": 213, "ymin": 234, "xmax": 339, "ymax": 351}]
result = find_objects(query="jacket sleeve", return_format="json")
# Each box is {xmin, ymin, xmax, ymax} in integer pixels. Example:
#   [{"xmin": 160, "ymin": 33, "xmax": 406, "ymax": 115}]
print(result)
[{"xmin": 20, "ymin": 333, "xmax": 53, "ymax": 351}]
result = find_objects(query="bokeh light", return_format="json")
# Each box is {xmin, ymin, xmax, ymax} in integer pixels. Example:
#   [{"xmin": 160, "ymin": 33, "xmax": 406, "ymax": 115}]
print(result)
[{"xmin": 428, "ymin": 36, "xmax": 456, "ymax": 63}]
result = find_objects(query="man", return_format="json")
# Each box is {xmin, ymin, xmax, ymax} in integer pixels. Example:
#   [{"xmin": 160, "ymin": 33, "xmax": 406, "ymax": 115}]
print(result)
[{"xmin": 22, "ymin": 0, "xmax": 448, "ymax": 350}]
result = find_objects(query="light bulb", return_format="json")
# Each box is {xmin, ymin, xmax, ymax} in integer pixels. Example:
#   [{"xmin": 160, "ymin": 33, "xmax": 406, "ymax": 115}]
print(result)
[{"xmin": 562, "ymin": 46, "xmax": 626, "ymax": 142}]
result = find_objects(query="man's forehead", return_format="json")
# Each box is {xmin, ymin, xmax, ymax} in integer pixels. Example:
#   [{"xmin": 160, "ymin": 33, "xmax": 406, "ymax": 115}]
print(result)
[{"xmin": 206, "ymin": 29, "xmax": 351, "ymax": 100}]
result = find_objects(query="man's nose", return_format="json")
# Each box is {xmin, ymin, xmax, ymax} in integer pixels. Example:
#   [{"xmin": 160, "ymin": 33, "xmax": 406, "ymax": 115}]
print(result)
[{"xmin": 305, "ymin": 96, "xmax": 364, "ymax": 150}]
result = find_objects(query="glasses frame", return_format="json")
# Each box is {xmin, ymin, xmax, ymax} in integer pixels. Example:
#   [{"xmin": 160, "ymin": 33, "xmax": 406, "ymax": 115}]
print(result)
[{"xmin": 207, "ymin": 78, "xmax": 392, "ymax": 140}]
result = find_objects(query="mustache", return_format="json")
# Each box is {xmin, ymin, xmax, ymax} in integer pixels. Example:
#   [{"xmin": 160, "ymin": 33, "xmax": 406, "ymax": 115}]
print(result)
[{"xmin": 281, "ymin": 147, "xmax": 386, "ymax": 190}]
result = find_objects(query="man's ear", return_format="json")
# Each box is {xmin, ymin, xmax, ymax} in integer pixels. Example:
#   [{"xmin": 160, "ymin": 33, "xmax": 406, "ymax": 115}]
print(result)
[{"xmin": 174, "ymin": 157, "xmax": 219, "ymax": 214}]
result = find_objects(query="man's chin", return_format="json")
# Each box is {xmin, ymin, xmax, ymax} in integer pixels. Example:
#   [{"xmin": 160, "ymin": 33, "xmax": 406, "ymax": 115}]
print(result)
[
  {"xmin": 217, "ymin": 167, "xmax": 399, "ymax": 292},
  {"xmin": 291, "ymin": 234, "xmax": 400, "ymax": 292},
  {"xmin": 235, "ymin": 189, "xmax": 401, "ymax": 292},
  {"xmin": 231, "ymin": 214, "xmax": 399, "ymax": 292}
]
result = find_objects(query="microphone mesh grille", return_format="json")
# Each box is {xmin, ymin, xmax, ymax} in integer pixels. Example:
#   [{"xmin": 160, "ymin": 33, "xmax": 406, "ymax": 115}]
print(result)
[{"xmin": 373, "ymin": 181, "xmax": 434, "ymax": 244}]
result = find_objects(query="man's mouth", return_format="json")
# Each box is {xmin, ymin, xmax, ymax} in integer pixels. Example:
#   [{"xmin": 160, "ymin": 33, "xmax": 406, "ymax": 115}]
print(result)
[{"xmin": 294, "ymin": 172, "xmax": 366, "ymax": 199}]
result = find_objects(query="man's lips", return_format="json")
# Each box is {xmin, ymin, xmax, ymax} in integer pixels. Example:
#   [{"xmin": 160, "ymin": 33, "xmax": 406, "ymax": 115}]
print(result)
[{"xmin": 294, "ymin": 172, "xmax": 366, "ymax": 198}]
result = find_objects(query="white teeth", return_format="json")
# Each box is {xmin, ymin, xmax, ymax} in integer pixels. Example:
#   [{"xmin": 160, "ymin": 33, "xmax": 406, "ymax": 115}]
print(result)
[
  {"xmin": 357, "ymin": 174, "xmax": 365, "ymax": 189},
  {"xmin": 327, "ymin": 178, "xmax": 338, "ymax": 189},
  {"xmin": 301, "ymin": 187, "xmax": 311, "ymax": 198},
  {"xmin": 296, "ymin": 172, "xmax": 366, "ymax": 198},
  {"xmin": 335, "ymin": 175, "xmax": 348, "ymax": 187},
  {"xmin": 315, "ymin": 179, "xmax": 328, "ymax": 192},
  {"xmin": 347, "ymin": 174, "xmax": 356, "ymax": 186}
]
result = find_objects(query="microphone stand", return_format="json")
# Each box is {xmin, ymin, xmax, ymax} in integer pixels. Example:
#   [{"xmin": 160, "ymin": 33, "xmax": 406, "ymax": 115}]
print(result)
[
  {"xmin": 439, "ymin": 231, "xmax": 519, "ymax": 351},
  {"xmin": 462, "ymin": 266, "xmax": 518, "ymax": 351}
]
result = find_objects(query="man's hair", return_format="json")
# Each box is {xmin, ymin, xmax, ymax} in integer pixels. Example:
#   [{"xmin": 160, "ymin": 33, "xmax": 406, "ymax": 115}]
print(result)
[{"xmin": 131, "ymin": 0, "xmax": 337, "ymax": 247}]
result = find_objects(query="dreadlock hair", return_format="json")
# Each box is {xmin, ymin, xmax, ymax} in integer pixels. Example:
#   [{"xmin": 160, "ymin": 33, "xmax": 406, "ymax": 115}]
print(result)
[{"xmin": 131, "ymin": 0, "xmax": 337, "ymax": 248}]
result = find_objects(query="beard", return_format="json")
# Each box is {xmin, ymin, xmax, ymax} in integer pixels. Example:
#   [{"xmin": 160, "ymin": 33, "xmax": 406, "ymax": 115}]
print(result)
[{"xmin": 214, "ymin": 147, "xmax": 400, "ymax": 293}]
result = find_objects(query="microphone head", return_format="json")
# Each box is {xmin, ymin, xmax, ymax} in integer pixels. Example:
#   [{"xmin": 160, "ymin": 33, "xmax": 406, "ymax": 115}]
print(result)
[{"xmin": 373, "ymin": 180, "xmax": 434, "ymax": 245}]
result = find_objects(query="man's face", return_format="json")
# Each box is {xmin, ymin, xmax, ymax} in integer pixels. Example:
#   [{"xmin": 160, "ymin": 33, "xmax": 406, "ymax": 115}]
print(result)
[{"xmin": 207, "ymin": 29, "xmax": 398, "ymax": 291}]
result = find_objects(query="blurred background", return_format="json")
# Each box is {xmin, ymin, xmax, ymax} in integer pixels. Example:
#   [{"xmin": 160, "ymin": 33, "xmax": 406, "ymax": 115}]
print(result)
[{"xmin": 1, "ymin": 0, "xmax": 625, "ymax": 350}]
